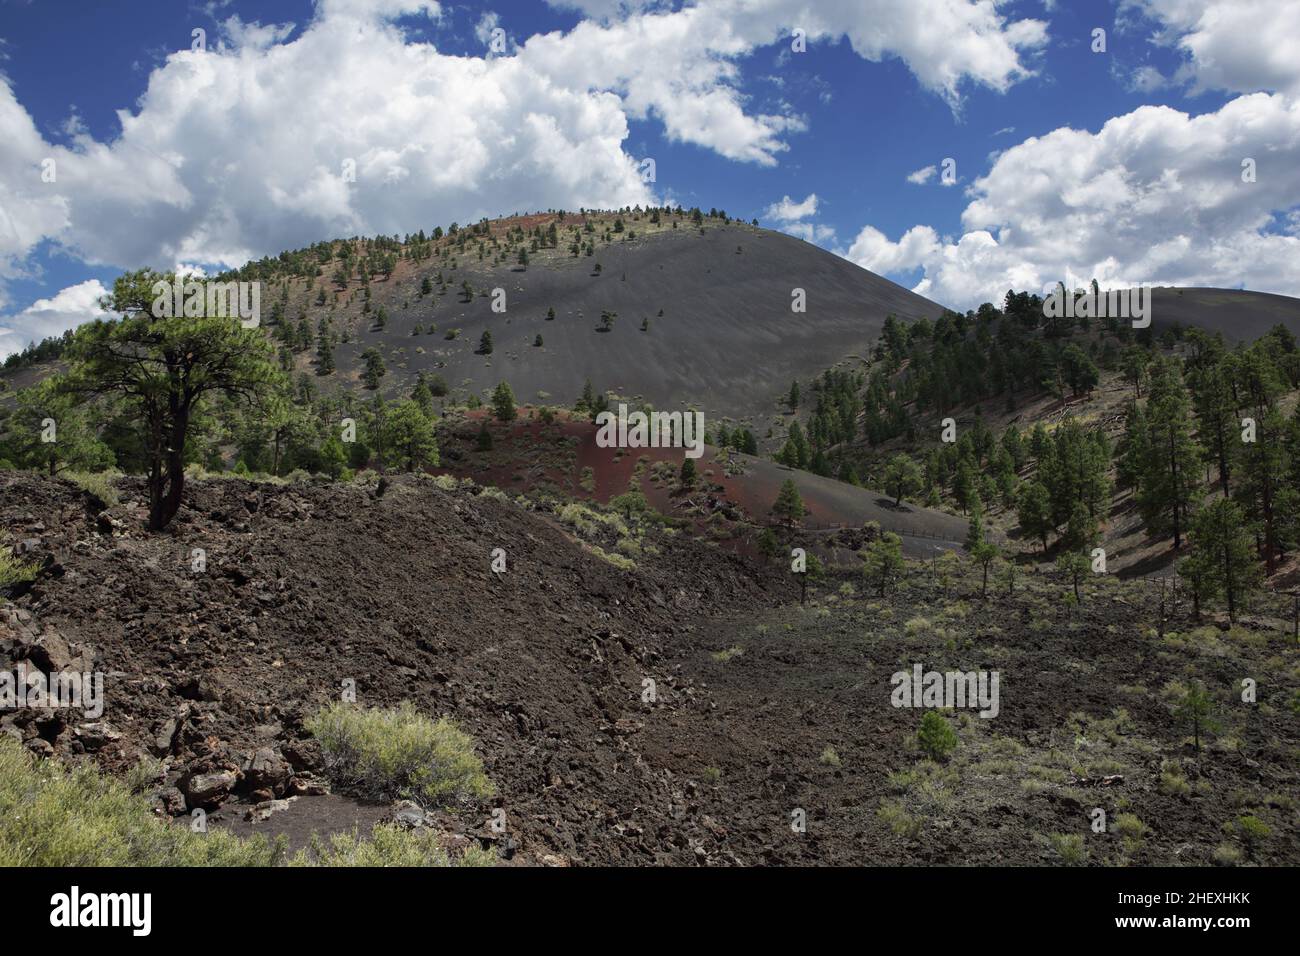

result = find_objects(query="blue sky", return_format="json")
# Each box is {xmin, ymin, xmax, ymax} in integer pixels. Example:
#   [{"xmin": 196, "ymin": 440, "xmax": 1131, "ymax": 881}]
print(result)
[{"xmin": 1, "ymin": 0, "xmax": 1297, "ymax": 357}]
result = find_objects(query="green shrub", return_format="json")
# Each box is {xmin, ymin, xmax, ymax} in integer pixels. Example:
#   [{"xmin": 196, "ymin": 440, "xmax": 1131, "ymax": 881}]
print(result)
[
  {"xmin": 1115, "ymin": 813, "xmax": 1148, "ymax": 853},
  {"xmin": 0, "ymin": 735, "xmax": 282, "ymax": 866},
  {"xmin": 0, "ymin": 538, "xmax": 39, "ymax": 594},
  {"xmin": 557, "ymin": 501, "xmax": 627, "ymax": 538},
  {"xmin": 916, "ymin": 711, "xmax": 958, "ymax": 761},
  {"xmin": 1212, "ymin": 842, "xmax": 1243, "ymax": 866},
  {"xmin": 587, "ymin": 544, "xmax": 636, "ymax": 571},
  {"xmin": 1158, "ymin": 766, "xmax": 1190, "ymax": 796},
  {"xmin": 289, "ymin": 825, "xmax": 497, "ymax": 867},
  {"xmin": 819, "ymin": 746, "xmax": 842, "ymax": 768},
  {"xmin": 306, "ymin": 702, "xmax": 493, "ymax": 806},
  {"xmin": 877, "ymin": 799, "xmax": 921, "ymax": 838},
  {"xmin": 0, "ymin": 734, "xmax": 495, "ymax": 867},
  {"xmin": 1048, "ymin": 832, "xmax": 1087, "ymax": 865},
  {"xmin": 122, "ymin": 756, "xmax": 165, "ymax": 795},
  {"xmin": 64, "ymin": 470, "xmax": 121, "ymax": 509},
  {"xmin": 1230, "ymin": 814, "xmax": 1270, "ymax": 857}
]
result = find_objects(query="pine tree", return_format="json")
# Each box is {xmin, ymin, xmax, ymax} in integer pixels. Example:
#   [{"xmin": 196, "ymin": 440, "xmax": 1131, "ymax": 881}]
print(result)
[
  {"xmin": 1013, "ymin": 481, "xmax": 1055, "ymax": 548},
  {"xmin": 479, "ymin": 329, "xmax": 493, "ymax": 355},
  {"xmin": 1173, "ymin": 682, "xmax": 1218, "ymax": 756},
  {"xmin": 1189, "ymin": 361, "xmax": 1236, "ymax": 495},
  {"xmin": 65, "ymin": 269, "xmax": 281, "ymax": 530},
  {"xmin": 1001, "ymin": 424, "xmax": 1026, "ymax": 470},
  {"xmin": 1063, "ymin": 501, "xmax": 1099, "ymax": 551},
  {"xmin": 319, "ymin": 434, "xmax": 347, "ymax": 478},
  {"xmin": 492, "ymin": 381, "xmax": 517, "ymax": 422},
  {"xmin": 3, "ymin": 378, "xmax": 114, "ymax": 477},
  {"xmin": 361, "ymin": 348, "xmax": 386, "ymax": 390},
  {"xmin": 410, "ymin": 374, "xmax": 434, "ymax": 415},
  {"xmin": 863, "ymin": 532, "xmax": 905, "ymax": 597},
  {"xmin": 777, "ymin": 421, "xmax": 810, "ymax": 469},
  {"xmin": 1116, "ymin": 401, "xmax": 1150, "ymax": 491},
  {"xmin": 1055, "ymin": 551, "xmax": 1089, "ymax": 604},
  {"xmin": 1234, "ymin": 408, "xmax": 1287, "ymax": 572},
  {"xmin": 970, "ymin": 541, "xmax": 1000, "ymax": 599},
  {"xmin": 964, "ymin": 497, "xmax": 985, "ymax": 550},
  {"xmin": 316, "ymin": 331, "xmax": 335, "ymax": 375},
  {"xmin": 1138, "ymin": 361, "xmax": 1202, "ymax": 548},
  {"xmin": 884, "ymin": 453, "xmax": 923, "ymax": 505},
  {"xmin": 1187, "ymin": 498, "xmax": 1261, "ymax": 621},
  {"xmin": 381, "ymin": 399, "xmax": 439, "ymax": 472},
  {"xmin": 679, "ymin": 456, "xmax": 697, "ymax": 489},
  {"xmin": 771, "ymin": 478, "xmax": 805, "ymax": 527}
]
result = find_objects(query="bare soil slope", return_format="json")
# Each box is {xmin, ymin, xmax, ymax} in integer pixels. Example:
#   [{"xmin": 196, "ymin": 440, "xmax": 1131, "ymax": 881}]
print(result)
[
  {"xmin": 329, "ymin": 220, "xmax": 946, "ymax": 419},
  {"xmin": 1152, "ymin": 287, "xmax": 1300, "ymax": 342}
]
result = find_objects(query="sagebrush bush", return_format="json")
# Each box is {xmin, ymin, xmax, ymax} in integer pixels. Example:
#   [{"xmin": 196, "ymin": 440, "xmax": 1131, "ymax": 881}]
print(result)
[
  {"xmin": 306, "ymin": 702, "xmax": 494, "ymax": 806},
  {"xmin": 0, "ymin": 735, "xmax": 281, "ymax": 866},
  {"xmin": 0, "ymin": 735, "xmax": 493, "ymax": 867},
  {"xmin": 558, "ymin": 501, "xmax": 627, "ymax": 538},
  {"xmin": 587, "ymin": 544, "xmax": 636, "ymax": 571},
  {"xmin": 289, "ymin": 825, "xmax": 497, "ymax": 867}
]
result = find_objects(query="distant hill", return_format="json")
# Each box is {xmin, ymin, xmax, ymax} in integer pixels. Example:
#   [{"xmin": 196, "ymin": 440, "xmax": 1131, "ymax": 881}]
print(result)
[
  {"xmin": 304, "ymin": 213, "xmax": 945, "ymax": 421},
  {"xmin": 1151, "ymin": 287, "xmax": 1300, "ymax": 342}
]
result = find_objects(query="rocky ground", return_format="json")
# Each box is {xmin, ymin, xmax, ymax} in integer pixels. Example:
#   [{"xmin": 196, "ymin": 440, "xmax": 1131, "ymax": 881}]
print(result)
[
  {"xmin": 0, "ymin": 471, "xmax": 788, "ymax": 864},
  {"xmin": 2, "ymin": 471, "xmax": 1297, "ymax": 865}
]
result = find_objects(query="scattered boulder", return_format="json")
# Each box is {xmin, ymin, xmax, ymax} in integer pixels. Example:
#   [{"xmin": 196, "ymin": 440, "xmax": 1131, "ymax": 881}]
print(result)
[
  {"xmin": 73, "ymin": 722, "xmax": 120, "ymax": 751},
  {"xmin": 153, "ymin": 787, "xmax": 188, "ymax": 816},
  {"xmin": 285, "ymin": 773, "xmax": 330, "ymax": 797},
  {"xmin": 181, "ymin": 768, "xmax": 239, "ymax": 809},
  {"xmin": 281, "ymin": 739, "xmax": 323, "ymax": 772},
  {"xmin": 241, "ymin": 747, "xmax": 292, "ymax": 795},
  {"xmin": 150, "ymin": 709, "xmax": 188, "ymax": 757},
  {"xmin": 390, "ymin": 800, "xmax": 431, "ymax": 829},
  {"xmin": 17, "ymin": 626, "xmax": 92, "ymax": 674}
]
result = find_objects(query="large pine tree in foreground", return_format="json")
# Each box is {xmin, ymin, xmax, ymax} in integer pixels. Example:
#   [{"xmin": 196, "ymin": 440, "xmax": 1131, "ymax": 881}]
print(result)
[{"xmin": 65, "ymin": 270, "xmax": 281, "ymax": 531}]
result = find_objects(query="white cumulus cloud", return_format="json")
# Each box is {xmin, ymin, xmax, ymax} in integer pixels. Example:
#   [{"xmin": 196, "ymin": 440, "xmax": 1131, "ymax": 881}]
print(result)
[
  {"xmin": 0, "ymin": 280, "xmax": 109, "ymax": 360},
  {"xmin": 1121, "ymin": 0, "xmax": 1300, "ymax": 96},
  {"xmin": 0, "ymin": 0, "xmax": 1048, "ymax": 348},
  {"xmin": 843, "ymin": 93, "xmax": 1300, "ymax": 309},
  {"xmin": 764, "ymin": 193, "xmax": 819, "ymax": 222}
]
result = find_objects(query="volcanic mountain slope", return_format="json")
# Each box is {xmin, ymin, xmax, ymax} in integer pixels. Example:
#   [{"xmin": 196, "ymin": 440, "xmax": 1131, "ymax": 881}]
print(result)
[
  {"xmin": 3, "ymin": 471, "xmax": 1296, "ymax": 866},
  {"xmin": 1150, "ymin": 287, "xmax": 1300, "ymax": 342},
  {"xmin": 283, "ymin": 212, "xmax": 946, "ymax": 420}
]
